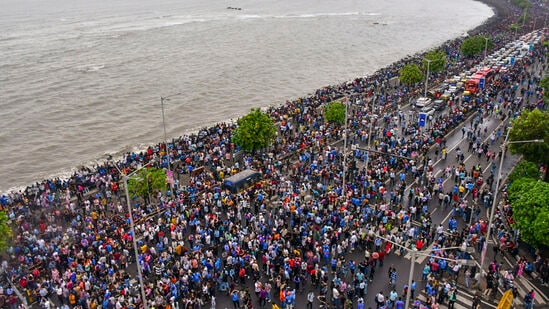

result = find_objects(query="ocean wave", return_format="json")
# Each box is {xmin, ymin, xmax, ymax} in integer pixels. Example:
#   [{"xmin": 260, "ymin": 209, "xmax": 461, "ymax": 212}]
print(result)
[
  {"xmin": 271, "ymin": 12, "xmax": 370, "ymax": 19},
  {"xmin": 75, "ymin": 64, "xmax": 105, "ymax": 73}
]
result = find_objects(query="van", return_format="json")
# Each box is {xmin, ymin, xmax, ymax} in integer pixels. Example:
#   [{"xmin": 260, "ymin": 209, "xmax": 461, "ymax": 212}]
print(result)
[{"xmin": 223, "ymin": 169, "xmax": 262, "ymax": 193}]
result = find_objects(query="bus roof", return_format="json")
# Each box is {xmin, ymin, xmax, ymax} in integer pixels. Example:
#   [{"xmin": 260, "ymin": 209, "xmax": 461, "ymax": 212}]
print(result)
[{"xmin": 224, "ymin": 169, "xmax": 261, "ymax": 184}]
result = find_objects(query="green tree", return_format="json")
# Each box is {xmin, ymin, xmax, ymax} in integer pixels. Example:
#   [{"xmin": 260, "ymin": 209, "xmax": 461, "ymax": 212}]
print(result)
[
  {"xmin": 232, "ymin": 108, "xmax": 277, "ymax": 153},
  {"xmin": 508, "ymin": 160, "xmax": 541, "ymax": 183},
  {"xmin": 0, "ymin": 211, "xmax": 12, "ymax": 252},
  {"xmin": 508, "ymin": 178, "xmax": 549, "ymax": 248},
  {"xmin": 323, "ymin": 101, "xmax": 346, "ymax": 124},
  {"xmin": 540, "ymin": 76, "xmax": 549, "ymax": 103},
  {"xmin": 399, "ymin": 64, "xmax": 424, "ymax": 85},
  {"xmin": 509, "ymin": 23, "xmax": 521, "ymax": 32},
  {"xmin": 422, "ymin": 50, "xmax": 447, "ymax": 73},
  {"xmin": 460, "ymin": 35, "xmax": 493, "ymax": 57},
  {"xmin": 127, "ymin": 167, "xmax": 167, "ymax": 203},
  {"xmin": 508, "ymin": 109, "xmax": 549, "ymax": 181},
  {"xmin": 511, "ymin": 0, "xmax": 531, "ymax": 9},
  {"xmin": 518, "ymin": 9, "xmax": 529, "ymax": 24}
]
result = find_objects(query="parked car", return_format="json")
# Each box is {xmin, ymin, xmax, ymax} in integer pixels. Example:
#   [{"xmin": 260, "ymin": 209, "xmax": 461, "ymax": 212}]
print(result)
[
  {"xmin": 433, "ymin": 99, "xmax": 445, "ymax": 111},
  {"xmin": 420, "ymin": 106, "xmax": 435, "ymax": 117},
  {"xmin": 414, "ymin": 97, "xmax": 432, "ymax": 108}
]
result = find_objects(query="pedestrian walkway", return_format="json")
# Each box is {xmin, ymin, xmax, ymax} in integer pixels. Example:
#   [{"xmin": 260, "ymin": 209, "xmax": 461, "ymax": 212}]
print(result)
[{"xmin": 417, "ymin": 287, "xmax": 497, "ymax": 309}]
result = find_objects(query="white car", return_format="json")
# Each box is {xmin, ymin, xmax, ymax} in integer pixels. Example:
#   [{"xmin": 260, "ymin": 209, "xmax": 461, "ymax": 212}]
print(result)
[
  {"xmin": 414, "ymin": 97, "xmax": 432, "ymax": 108},
  {"xmin": 420, "ymin": 106, "xmax": 436, "ymax": 117}
]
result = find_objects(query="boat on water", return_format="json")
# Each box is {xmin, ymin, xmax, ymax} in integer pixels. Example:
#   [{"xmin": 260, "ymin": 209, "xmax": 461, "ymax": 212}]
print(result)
[{"xmin": 226, "ymin": 6, "xmax": 242, "ymax": 10}]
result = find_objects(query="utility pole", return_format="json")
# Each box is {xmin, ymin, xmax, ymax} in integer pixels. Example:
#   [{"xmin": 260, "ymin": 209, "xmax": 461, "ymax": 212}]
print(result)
[
  {"xmin": 342, "ymin": 99, "xmax": 349, "ymax": 193},
  {"xmin": 109, "ymin": 160, "xmax": 152, "ymax": 309},
  {"xmin": 483, "ymin": 36, "xmax": 490, "ymax": 67},
  {"xmin": 481, "ymin": 133, "xmax": 544, "ymax": 269},
  {"xmin": 160, "ymin": 93, "xmax": 182, "ymax": 198},
  {"xmin": 424, "ymin": 59, "xmax": 433, "ymax": 97},
  {"xmin": 365, "ymin": 95, "xmax": 376, "ymax": 172}
]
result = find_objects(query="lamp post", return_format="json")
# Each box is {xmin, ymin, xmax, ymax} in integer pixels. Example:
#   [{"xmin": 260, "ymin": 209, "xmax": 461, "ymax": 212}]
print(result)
[
  {"xmin": 481, "ymin": 133, "xmax": 544, "ymax": 270},
  {"xmin": 112, "ymin": 161, "xmax": 152, "ymax": 309},
  {"xmin": 160, "ymin": 93, "xmax": 182, "ymax": 198},
  {"xmin": 365, "ymin": 95, "xmax": 376, "ymax": 172},
  {"xmin": 3, "ymin": 271, "xmax": 28, "ymax": 308},
  {"xmin": 373, "ymin": 233, "xmax": 476, "ymax": 309},
  {"xmin": 342, "ymin": 99, "xmax": 349, "ymax": 194},
  {"xmin": 424, "ymin": 59, "xmax": 433, "ymax": 97},
  {"xmin": 483, "ymin": 37, "xmax": 490, "ymax": 67}
]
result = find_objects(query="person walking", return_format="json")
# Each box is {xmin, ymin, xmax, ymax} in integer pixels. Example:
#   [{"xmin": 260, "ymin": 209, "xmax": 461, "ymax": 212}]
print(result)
[
  {"xmin": 448, "ymin": 288, "xmax": 457, "ymax": 309},
  {"xmin": 376, "ymin": 291, "xmax": 386, "ymax": 309},
  {"xmin": 231, "ymin": 290, "xmax": 240, "ymax": 309},
  {"xmin": 307, "ymin": 290, "xmax": 315, "ymax": 309},
  {"xmin": 472, "ymin": 294, "xmax": 481, "ymax": 309}
]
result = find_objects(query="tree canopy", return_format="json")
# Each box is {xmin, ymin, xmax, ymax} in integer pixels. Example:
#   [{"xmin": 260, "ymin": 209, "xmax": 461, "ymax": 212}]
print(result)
[
  {"xmin": 508, "ymin": 160, "xmax": 541, "ymax": 183},
  {"xmin": 508, "ymin": 23, "xmax": 521, "ymax": 32},
  {"xmin": 511, "ymin": 0, "xmax": 531, "ymax": 9},
  {"xmin": 232, "ymin": 108, "xmax": 277, "ymax": 153},
  {"xmin": 508, "ymin": 109, "xmax": 549, "ymax": 180},
  {"xmin": 508, "ymin": 178, "xmax": 549, "ymax": 248},
  {"xmin": 460, "ymin": 35, "xmax": 493, "ymax": 57},
  {"xmin": 323, "ymin": 101, "xmax": 346, "ymax": 124},
  {"xmin": 399, "ymin": 64, "xmax": 424, "ymax": 85},
  {"xmin": 540, "ymin": 76, "xmax": 549, "ymax": 103},
  {"xmin": 422, "ymin": 50, "xmax": 447, "ymax": 73},
  {"xmin": 127, "ymin": 167, "xmax": 167, "ymax": 202},
  {"xmin": 0, "ymin": 211, "xmax": 12, "ymax": 253}
]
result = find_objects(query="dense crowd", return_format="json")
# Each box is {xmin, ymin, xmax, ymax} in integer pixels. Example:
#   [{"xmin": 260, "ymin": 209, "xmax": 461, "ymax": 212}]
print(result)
[{"xmin": 0, "ymin": 3, "xmax": 548, "ymax": 309}]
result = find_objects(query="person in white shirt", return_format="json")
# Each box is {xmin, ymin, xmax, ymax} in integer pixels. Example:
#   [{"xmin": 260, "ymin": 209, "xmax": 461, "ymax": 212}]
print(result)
[{"xmin": 307, "ymin": 291, "xmax": 315, "ymax": 309}]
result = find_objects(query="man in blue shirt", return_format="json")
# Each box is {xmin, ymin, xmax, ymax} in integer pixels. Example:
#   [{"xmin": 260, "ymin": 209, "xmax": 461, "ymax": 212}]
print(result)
[
  {"xmin": 395, "ymin": 297, "xmax": 405, "ymax": 309},
  {"xmin": 231, "ymin": 290, "xmax": 240, "ymax": 309}
]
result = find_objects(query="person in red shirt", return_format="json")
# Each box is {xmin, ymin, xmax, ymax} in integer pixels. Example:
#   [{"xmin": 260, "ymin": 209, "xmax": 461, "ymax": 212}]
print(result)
[
  {"xmin": 416, "ymin": 238, "xmax": 424, "ymax": 250},
  {"xmin": 379, "ymin": 250, "xmax": 386, "ymax": 267},
  {"xmin": 430, "ymin": 260, "xmax": 439, "ymax": 277}
]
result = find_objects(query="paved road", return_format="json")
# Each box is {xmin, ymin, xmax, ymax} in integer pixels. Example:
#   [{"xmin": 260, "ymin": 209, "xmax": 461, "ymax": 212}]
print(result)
[{"xmin": 207, "ymin": 53, "xmax": 549, "ymax": 309}]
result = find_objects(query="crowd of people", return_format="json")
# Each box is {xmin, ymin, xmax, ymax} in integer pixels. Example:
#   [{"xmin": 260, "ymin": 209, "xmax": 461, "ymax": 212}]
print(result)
[{"xmin": 0, "ymin": 1, "xmax": 548, "ymax": 309}]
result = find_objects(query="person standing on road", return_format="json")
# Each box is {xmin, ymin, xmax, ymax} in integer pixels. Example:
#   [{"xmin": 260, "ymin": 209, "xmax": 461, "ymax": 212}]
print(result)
[
  {"xmin": 472, "ymin": 295, "xmax": 481, "ymax": 309},
  {"xmin": 448, "ymin": 288, "xmax": 457, "ymax": 309},
  {"xmin": 307, "ymin": 291, "xmax": 315, "ymax": 309},
  {"xmin": 231, "ymin": 290, "xmax": 240, "ymax": 309},
  {"xmin": 375, "ymin": 291, "xmax": 385, "ymax": 309}
]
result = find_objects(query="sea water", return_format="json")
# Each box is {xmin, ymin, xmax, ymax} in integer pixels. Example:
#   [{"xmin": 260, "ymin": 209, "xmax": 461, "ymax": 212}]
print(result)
[{"xmin": 0, "ymin": 0, "xmax": 493, "ymax": 193}]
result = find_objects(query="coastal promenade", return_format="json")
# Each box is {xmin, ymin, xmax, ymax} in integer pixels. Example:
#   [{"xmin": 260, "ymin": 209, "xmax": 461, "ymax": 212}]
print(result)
[{"xmin": 1, "ymin": 1, "xmax": 548, "ymax": 309}]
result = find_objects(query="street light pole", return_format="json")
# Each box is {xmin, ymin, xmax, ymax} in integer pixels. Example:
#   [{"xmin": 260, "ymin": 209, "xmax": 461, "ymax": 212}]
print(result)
[
  {"xmin": 160, "ymin": 93, "xmax": 182, "ymax": 198},
  {"xmin": 123, "ymin": 174, "xmax": 150, "ymax": 309},
  {"xmin": 481, "ymin": 133, "xmax": 544, "ymax": 269},
  {"xmin": 3, "ymin": 271, "xmax": 28, "ymax": 308},
  {"xmin": 405, "ymin": 249, "xmax": 417, "ymax": 309},
  {"xmin": 373, "ymin": 233, "xmax": 476, "ymax": 309},
  {"xmin": 111, "ymin": 161, "xmax": 152, "ymax": 309},
  {"xmin": 342, "ymin": 99, "xmax": 349, "ymax": 194},
  {"xmin": 483, "ymin": 37, "xmax": 489, "ymax": 67},
  {"xmin": 424, "ymin": 59, "xmax": 433, "ymax": 97},
  {"xmin": 365, "ymin": 95, "xmax": 376, "ymax": 172}
]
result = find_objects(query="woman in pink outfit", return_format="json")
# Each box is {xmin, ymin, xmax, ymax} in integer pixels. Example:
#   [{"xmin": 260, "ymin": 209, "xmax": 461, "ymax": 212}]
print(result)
[{"xmin": 517, "ymin": 259, "xmax": 526, "ymax": 277}]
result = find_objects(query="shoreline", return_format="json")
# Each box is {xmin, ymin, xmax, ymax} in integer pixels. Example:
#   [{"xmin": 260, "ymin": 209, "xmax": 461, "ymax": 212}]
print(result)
[
  {"xmin": 1, "ymin": 1, "xmax": 547, "ymax": 308},
  {"xmin": 0, "ymin": 0, "xmax": 539, "ymax": 196}
]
